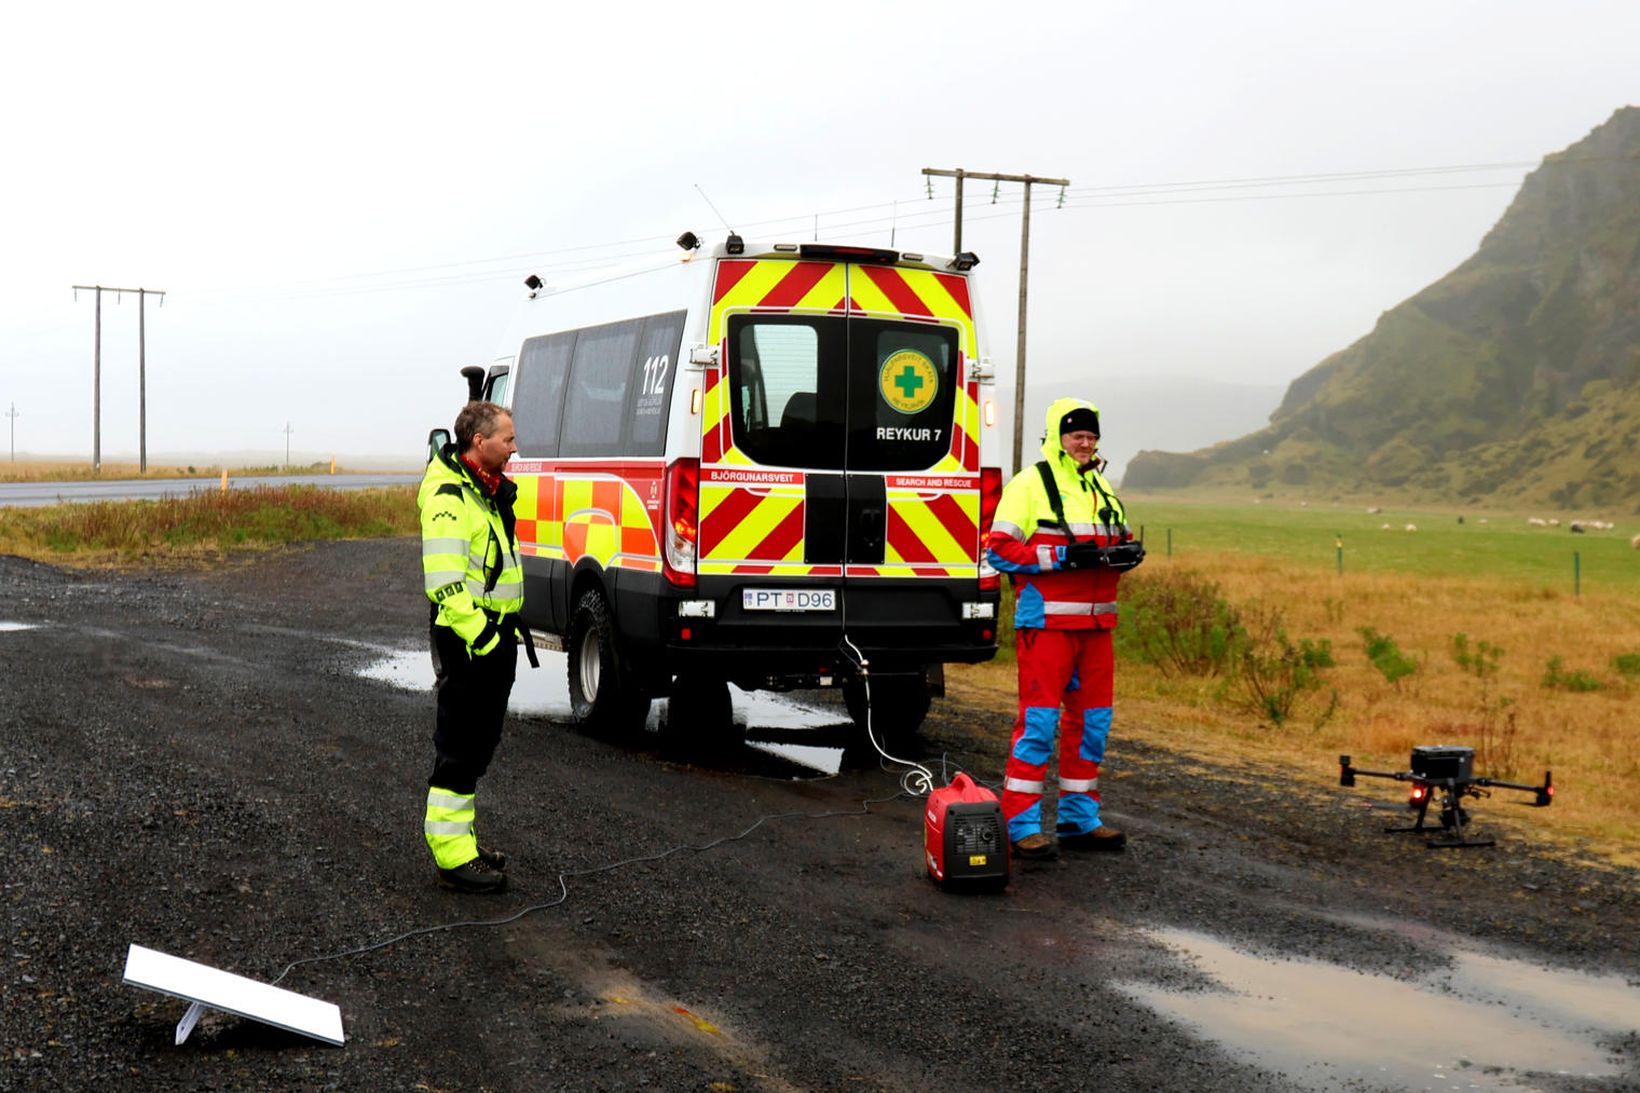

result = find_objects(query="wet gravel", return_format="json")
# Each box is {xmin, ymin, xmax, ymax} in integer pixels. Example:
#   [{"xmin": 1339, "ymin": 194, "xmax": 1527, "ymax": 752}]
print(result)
[{"xmin": 1, "ymin": 540, "xmax": 1637, "ymax": 1091}]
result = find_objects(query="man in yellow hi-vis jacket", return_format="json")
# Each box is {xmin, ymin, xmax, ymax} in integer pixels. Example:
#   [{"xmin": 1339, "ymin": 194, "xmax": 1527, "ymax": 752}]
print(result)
[{"xmin": 419, "ymin": 401, "xmax": 525, "ymax": 893}]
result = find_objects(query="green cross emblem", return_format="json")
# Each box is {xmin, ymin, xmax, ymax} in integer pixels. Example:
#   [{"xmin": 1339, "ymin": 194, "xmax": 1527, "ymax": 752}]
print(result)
[{"xmin": 893, "ymin": 365, "xmax": 925, "ymax": 401}]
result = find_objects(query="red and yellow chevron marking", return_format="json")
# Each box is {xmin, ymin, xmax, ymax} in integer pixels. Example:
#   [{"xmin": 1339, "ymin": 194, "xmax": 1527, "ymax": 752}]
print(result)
[
  {"xmin": 697, "ymin": 475, "xmax": 814, "ymax": 576},
  {"xmin": 508, "ymin": 469, "xmax": 660, "ymax": 572},
  {"xmin": 699, "ymin": 258, "xmax": 984, "ymax": 574}
]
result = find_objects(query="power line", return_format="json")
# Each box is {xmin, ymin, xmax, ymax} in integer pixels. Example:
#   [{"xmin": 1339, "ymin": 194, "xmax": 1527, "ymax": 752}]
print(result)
[{"xmin": 175, "ymin": 155, "xmax": 1596, "ymax": 305}]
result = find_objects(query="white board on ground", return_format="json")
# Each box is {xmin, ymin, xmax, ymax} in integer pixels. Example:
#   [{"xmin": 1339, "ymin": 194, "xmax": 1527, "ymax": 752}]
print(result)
[{"xmin": 122, "ymin": 944, "xmax": 345, "ymax": 1047}]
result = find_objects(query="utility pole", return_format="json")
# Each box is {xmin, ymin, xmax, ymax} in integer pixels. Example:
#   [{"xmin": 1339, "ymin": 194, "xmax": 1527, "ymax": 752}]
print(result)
[
  {"xmin": 284, "ymin": 422, "xmax": 293, "ymax": 469},
  {"xmin": 5, "ymin": 403, "xmax": 17, "ymax": 462},
  {"xmin": 921, "ymin": 169, "xmax": 1069, "ymax": 475},
  {"xmin": 72, "ymin": 285, "xmax": 166, "ymax": 474}
]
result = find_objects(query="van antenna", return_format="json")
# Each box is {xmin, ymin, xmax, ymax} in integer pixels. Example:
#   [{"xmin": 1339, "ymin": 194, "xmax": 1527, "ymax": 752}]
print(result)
[{"xmin": 693, "ymin": 184, "xmax": 735, "ymax": 233}]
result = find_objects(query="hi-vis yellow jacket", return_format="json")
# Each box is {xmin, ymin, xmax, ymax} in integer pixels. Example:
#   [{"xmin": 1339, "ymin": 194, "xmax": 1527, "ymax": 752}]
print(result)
[
  {"xmin": 419, "ymin": 444, "xmax": 524, "ymax": 656},
  {"xmin": 985, "ymin": 397, "xmax": 1132, "ymax": 630}
]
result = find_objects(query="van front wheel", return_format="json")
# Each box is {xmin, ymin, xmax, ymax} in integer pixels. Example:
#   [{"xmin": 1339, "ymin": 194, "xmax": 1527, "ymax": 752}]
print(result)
[{"xmin": 566, "ymin": 589, "xmax": 650, "ymax": 737}]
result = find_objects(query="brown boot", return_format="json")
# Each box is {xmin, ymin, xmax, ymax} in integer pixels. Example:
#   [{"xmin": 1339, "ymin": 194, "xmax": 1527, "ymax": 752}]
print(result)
[
  {"xmin": 1011, "ymin": 832, "xmax": 1060, "ymax": 861},
  {"xmin": 1058, "ymin": 825, "xmax": 1126, "ymax": 851},
  {"xmin": 437, "ymin": 855, "xmax": 508, "ymax": 893}
]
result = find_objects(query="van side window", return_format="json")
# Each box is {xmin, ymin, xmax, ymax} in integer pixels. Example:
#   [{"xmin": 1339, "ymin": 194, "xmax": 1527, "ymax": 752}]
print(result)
[
  {"xmin": 561, "ymin": 320, "xmax": 643, "ymax": 457},
  {"xmin": 513, "ymin": 332, "xmax": 576, "ymax": 457},
  {"xmin": 630, "ymin": 310, "xmax": 686, "ymax": 456},
  {"xmin": 484, "ymin": 368, "xmax": 511, "ymax": 408}
]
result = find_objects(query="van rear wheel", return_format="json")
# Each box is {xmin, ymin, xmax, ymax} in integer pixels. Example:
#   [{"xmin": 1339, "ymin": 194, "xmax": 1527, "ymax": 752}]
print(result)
[
  {"xmin": 566, "ymin": 588, "xmax": 650, "ymax": 737},
  {"xmin": 665, "ymin": 675, "xmax": 740, "ymax": 749},
  {"xmin": 844, "ymin": 671, "xmax": 930, "ymax": 755}
]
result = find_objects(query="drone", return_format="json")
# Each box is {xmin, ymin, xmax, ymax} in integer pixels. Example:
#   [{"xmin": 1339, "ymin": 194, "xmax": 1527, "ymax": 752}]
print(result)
[{"xmin": 1338, "ymin": 745, "xmax": 1553, "ymax": 848}]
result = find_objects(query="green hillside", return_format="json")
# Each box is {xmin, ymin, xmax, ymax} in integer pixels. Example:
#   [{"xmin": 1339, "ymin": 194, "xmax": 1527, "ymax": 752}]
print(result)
[{"xmin": 1125, "ymin": 106, "xmax": 1640, "ymax": 512}]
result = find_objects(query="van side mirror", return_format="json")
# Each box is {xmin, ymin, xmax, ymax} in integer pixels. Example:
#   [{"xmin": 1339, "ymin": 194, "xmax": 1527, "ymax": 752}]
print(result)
[
  {"xmin": 460, "ymin": 366, "xmax": 486, "ymax": 402},
  {"xmin": 426, "ymin": 428, "xmax": 451, "ymax": 463}
]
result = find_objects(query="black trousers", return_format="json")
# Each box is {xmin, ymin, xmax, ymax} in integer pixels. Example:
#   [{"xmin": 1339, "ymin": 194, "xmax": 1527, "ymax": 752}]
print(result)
[{"xmin": 428, "ymin": 623, "xmax": 517, "ymax": 795}]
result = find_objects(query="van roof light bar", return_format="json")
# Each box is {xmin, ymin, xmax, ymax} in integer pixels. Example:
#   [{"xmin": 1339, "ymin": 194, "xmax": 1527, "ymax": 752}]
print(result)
[{"xmin": 799, "ymin": 244, "xmax": 899, "ymax": 265}]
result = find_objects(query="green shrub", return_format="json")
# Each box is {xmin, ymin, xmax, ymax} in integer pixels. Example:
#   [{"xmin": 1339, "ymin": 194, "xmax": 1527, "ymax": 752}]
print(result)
[
  {"xmin": 1612, "ymin": 652, "xmax": 1640, "ymax": 680},
  {"xmin": 1115, "ymin": 569, "xmax": 1246, "ymax": 677},
  {"xmin": 1542, "ymin": 656, "xmax": 1604, "ymax": 692},
  {"xmin": 1359, "ymin": 626, "xmax": 1418, "ymax": 687},
  {"xmin": 1451, "ymin": 632, "xmax": 1503, "ymax": 679},
  {"xmin": 1231, "ymin": 604, "xmax": 1335, "ymax": 726}
]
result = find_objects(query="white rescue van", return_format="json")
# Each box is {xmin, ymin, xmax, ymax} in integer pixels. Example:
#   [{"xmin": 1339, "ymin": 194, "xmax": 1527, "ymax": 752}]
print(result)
[{"xmin": 455, "ymin": 236, "xmax": 1003, "ymax": 740}]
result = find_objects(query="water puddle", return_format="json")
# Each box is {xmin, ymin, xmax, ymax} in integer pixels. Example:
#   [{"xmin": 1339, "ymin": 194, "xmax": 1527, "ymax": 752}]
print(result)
[
  {"xmin": 1119, "ymin": 927, "xmax": 1637, "ymax": 1090},
  {"xmin": 0, "ymin": 621, "xmax": 38, "ymax": 632},
  {"xmin": 358, "ymin": 646, "xmax": 850, "ymax": 774}
]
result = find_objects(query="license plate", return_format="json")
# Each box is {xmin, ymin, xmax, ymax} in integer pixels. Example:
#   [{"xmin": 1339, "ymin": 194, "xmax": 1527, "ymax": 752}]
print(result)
[{"xmin": 742, "ymin": 588, "xmax": 837, "ymax": 612}]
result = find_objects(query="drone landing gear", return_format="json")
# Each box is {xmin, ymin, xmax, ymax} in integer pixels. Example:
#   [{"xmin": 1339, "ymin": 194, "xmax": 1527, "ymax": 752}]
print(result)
[{"xmin": 1383, "ymin": 794, "xmax": 1493, "ymax": 849}]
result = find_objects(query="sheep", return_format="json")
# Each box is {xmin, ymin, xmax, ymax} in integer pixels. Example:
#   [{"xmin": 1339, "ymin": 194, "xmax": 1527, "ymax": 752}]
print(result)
[
  {"xmin": 1548, "ymin": 518, "xmax": 1561, "ymax": 527},
  {"xmin": 1570, "ymin": 522, "xmax": 1586, "ymax": 534},
  {"xmin": 1366, "ymin": 506, "xmax": 1382, "ymax": 514},
  {"xmin": 1632, "ymin": 533, "xmax": 1640, "ymax": 550},
  {"xmin": 1404, "ymin": 523, "xmax": 1418, "ymax": 532},
  {"xmin": 1528, "ymin": 517, "xmax": 1548, "ymax": 527},
  {"xmin": 1381, "ymin": 522, "xmax": 1391, "ymax": 530}
]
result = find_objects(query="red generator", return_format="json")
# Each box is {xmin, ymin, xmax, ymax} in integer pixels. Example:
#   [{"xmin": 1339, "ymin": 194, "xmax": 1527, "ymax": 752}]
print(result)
[{"xmin": 924, "ymin": 772, "xmax": 1009, "ymax": 891}]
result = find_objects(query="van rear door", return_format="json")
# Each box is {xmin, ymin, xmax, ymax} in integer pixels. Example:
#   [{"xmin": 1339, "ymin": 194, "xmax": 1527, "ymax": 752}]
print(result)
[{"xmin": 697, "ymin": 253, "xmax": 983, "ymax": 655}]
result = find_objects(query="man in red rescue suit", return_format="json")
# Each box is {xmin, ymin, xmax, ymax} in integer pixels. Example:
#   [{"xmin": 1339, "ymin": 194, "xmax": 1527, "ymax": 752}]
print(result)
[
  {"xmin": 418, "ymin": 401, "xmax": 530, "ymax": 893},
  {"xmin": 985, "ymin": 397, "xmax": 1143, "ymax": 861}
]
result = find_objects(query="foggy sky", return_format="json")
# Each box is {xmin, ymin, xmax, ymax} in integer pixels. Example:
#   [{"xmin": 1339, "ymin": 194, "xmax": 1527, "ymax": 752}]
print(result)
[{"xmin": 1, "ymin": 1, "xmax": 1635, "ymax": 463}]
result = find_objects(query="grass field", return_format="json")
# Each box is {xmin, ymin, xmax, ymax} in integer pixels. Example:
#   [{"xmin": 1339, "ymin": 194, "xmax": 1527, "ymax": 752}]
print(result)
[
  {"xmin": 951, "ymin": 494, "xmax": 1640, "ymax": 868},
  {"xmin": 0, "ymin": 459, "xmax": 359, "ymax": 483}
]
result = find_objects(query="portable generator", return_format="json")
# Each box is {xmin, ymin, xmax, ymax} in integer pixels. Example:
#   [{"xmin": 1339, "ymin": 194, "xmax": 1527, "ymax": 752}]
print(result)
[{"xmin": 924, "ymin": 772, "xmax": 1009, "ymax": 891}]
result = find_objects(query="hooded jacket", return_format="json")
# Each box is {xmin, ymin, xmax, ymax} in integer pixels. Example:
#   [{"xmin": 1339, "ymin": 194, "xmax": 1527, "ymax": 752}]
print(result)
[
  {"xmin": 418, "ymin": 443, "xmax": 524, "ymax": 655},
  {"xmin": 985, "ymin": 396, "xmax": 1132, "ymax": 630}
]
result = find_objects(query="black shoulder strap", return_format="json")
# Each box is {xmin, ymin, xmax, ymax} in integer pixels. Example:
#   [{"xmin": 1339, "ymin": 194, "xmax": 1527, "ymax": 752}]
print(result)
[
  {"xmin": 434, "ymin": 482, "xmax": 463, "ymax": 499},
  {"xmin": 1035, "ymin": 460, "xmax": 1075, "ymax": 544}
]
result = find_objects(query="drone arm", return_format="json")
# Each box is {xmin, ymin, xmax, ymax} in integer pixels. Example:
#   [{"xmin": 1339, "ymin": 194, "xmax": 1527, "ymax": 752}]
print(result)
[{"xmin": 1474, "ymin": 770, "xmax": 1553, "ymax": 807}]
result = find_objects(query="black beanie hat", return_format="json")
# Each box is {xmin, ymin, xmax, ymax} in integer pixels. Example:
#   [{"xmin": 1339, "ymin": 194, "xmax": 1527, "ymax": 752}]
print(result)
[{"xmin": 1059, "ymin": 406, "xmax": 1100, "ymax": 436}]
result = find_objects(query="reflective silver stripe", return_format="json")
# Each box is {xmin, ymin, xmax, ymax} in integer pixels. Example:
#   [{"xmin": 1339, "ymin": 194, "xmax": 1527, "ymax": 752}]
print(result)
[
  {"xmin": 484, "ymin": 581, "xmax": 522, "ymax": 600},
  {"xmin": 1067, "ymin": 522, "xmax": 1098, "ymax": 537},
  {"xmin": 992, "ymin": 519, "xmax": 1025, "ymax": 542},
  {"xmin": 1036, "ymin": 546, "xmax": 1058, "ymax": 569},
  {"xmin": 1005, "ymin": 777, "xmax": 1045, "ymax": 794},
  {"xmin": 426, "ymin": 791, "xmax": 474, "ymax": 812},
  {"xmin": 425, "ymin": 569, "xmax": 466, "ymax": 587},
  {"xmin": 1042, "ymin": 601, "xmax": 1118, "ymax": 616},
  {"xmin": 1059, "ymin": 777, "xmax": 1099, "ymax": 792},
  {"xmin": 423, "ymin": 537, "xmax": 469, "ymax": 556},
  {"xmin": 423, "ymin": 820, "xmax": 473, "ymax": 836},
  {"xmin": 1034, "ymin": 526, "xmax": 1068, "ymax": 541},
  {"xmin": 469, "ymin": 553, "xmax": 488, "ymax": 569}
]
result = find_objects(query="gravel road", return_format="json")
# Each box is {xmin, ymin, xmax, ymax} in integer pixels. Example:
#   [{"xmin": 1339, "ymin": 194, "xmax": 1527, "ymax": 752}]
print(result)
[{"xmin": 3, "ymin": 539, "xmax": 1637, "ymax": 1091}]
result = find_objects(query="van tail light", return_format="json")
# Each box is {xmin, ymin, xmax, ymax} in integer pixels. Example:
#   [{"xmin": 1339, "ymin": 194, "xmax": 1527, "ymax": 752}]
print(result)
[
  {"xmin": 663, "ymin": 457, "xmax": 699, "ymax": 588},
  {"xmin": 978, "ymin": 465, "xmax": 1002, "ymax": 592}
]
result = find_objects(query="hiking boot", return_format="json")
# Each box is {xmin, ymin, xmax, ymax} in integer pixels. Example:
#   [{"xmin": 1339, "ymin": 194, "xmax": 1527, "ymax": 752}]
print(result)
[
  {"xmin": 1011, "ymin": 832, "xmax": 1060, "ymax": 861},
  {"xmin": 1058, "ymin": 825, "xmax": 1126, "ymax": 852},
  {"xmin": 437, "ymin": 855, "xmax": 508, "ymax": 893},
  {"xmin": 476, "ymin": 843, "xmax": 507, "ymax": 871}
]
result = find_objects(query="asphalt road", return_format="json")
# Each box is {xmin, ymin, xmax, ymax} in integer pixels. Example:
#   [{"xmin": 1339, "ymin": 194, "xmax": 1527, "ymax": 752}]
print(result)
[
  {"xmin": 2, "ymin": 539, "xmax": 1637, "ymax": 1091},
  {"xmin": 0, "ymin": 473, "xmax": 418, "ymax": 508}
]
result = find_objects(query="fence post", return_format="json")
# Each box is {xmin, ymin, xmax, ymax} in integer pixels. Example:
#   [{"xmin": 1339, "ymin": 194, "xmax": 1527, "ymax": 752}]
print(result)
[
  {"xmin": 1335, "ymin": 534, "xmax": 1344, "ymax": 575},
  {"xmin": 1574, "ymin": 551, "xmax": 1581, "ymax": 597},
  {"xmin": 1166, "ymin": 527, "xmax": 1172, "ymax": 557}
]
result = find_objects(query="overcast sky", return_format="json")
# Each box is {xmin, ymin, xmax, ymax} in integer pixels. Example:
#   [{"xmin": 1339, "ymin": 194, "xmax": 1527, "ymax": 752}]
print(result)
[{"xmin": 1, "ymin": 1, "xmax": 1635, "ymax": 465}]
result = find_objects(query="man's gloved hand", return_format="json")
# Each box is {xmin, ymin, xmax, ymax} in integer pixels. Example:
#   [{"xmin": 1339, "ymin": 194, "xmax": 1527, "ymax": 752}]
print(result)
[
  {"xmin": 1060, "ymin": 541, "xmax": 1108, "ymax": 570},
  {"xmin": 468, "ymin": 628, "xmax": 503, "ymax": 657}
]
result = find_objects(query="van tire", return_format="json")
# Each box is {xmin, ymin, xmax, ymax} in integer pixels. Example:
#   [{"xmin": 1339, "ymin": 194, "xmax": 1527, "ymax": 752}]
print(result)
[
  {"xmin": 665, "ymin": 675, "xmax": 740, "ymax": 748},
  {"xmin": 844, "ymin": 671, "xmax": 931, "ymax": 753},
  {"xmin": 566, "ymin": 588, "xmax": 650, "ymax": 737}
]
